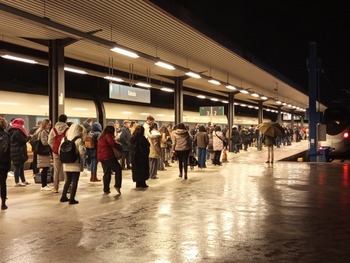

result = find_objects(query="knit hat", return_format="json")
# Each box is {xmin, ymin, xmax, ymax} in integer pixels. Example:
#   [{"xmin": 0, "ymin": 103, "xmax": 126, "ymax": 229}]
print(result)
[{"xmin": 11, "ymin": 118, "xmax": 28, "ymax": 136}]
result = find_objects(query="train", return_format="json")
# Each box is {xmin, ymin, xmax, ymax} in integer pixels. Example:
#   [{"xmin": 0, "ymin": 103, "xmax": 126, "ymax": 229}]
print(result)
[
  {"xmin": 0, "ymin": 90, "xmax": 269, "ymax": 131},
  {"xmin": 320, "ymin": 106, "xmax": 350, "ymax": 159}
]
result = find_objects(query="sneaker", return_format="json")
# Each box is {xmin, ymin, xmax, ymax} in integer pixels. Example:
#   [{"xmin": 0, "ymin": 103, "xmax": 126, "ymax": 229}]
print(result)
[
  {"xmin": 23, "ymin": 181, "xmax": 31, "ymax": 185},
  {"xmin": 15, "ymin": 182, "xmax": 26, "ymax": 187},
  {"xmin": 52, "ymin": 188, "xmax": 59, "ymax": 193},
  {"xmin": 41, "ymin": 186, "xmax": 52, "ymax": 191}
]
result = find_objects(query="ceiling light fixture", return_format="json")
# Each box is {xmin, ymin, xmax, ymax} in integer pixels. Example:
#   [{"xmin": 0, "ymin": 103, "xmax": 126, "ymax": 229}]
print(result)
[
  {"xmin": 111, "ymin": 47, "xmax": 139, "ymax": 58},
  {"xmin": 226, "ymin": 85, "xmax": 236, "ymax": 90},
  {"xmin": 104, "ymin": 76, "xmax": 123, "ymax": 82},
  {"xmin": 136, "ymin": 82, "xmax": 151, "ymax": 88},
  {"xmin": 1, "ymin": 54, "xmax": 38, "ymax": 64},
  {"xmin": 210, "ymin": 98, "xmax": 219, "ymax": 101},
  {"xmin": 186, "ymin": 71, "xmax": 201, "ymax": 78},
  {"xmin": 222, "ymin": 100, "xmax": 229, "ymax": 104},
  {"xmin": 197, "ymin": 95, "xmax": 205, "ymax": 99},
  {"xmin": 239, "ymin": 89, "xmax": 249, "ymax": 94},
  {"xmin": 64, "ymin": 67, "xmax": 87, "ymax": 74},
  {"xmin": 155, "ymin": 61, "xmax": 175, "ymax": 70},
  {"xmin": 261, "ymin": 96, "xmax": 268, "ymax": 100},
  {"xmin": 208, "ymin": 79, "xmax": 220, "ymax": 85},
  {"xmin": 251, "ymin": 93, "xmax": 260, "ymax": 97},
  {"xmin": 161, "ymin": 87, "xmax": 174, "ymax": 92}
]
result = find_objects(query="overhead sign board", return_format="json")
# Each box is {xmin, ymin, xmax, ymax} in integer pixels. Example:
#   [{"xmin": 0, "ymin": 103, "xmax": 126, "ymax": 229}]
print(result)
[
  {"xmin": 199, "ymin": 106, "xmax": 224, "ymax": 116},
  {"xmin": 109, "ymin": 83, "xmax": 150, "ymax": 103}
]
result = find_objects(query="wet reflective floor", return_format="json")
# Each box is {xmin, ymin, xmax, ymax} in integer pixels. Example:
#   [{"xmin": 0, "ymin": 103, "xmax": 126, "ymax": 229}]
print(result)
[{"xmin": 1, "ymin": 141, "xmax": 350, "ymax": 263}]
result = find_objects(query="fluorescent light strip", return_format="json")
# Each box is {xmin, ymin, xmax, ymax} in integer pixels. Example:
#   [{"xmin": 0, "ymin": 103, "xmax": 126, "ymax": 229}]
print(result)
[
  {"xmin": 64, "ymin": 67, "xmax": 87, "ymax": 74},
  {"xmin": 197, "ymin": 95, "xmax": 205, "ymax": 99},
  {"xmin": 155, "ymin": 61, "xmax": 175, "ymax": 70},
  {"xmin": 208, "ymin": 79, "xmax": 220, "ymax": 85},
  {"xmin": 239, "ymin": 89, "xmax": 249, "ymax": 94},
  {"xmin": 111, "ymin": 47, "xmax": 139, "ymax": 58},
  {"xmin": 226, "ymin": 85, "xmax": 236, "ymax": 90},
  {"xmin": 104, "ymin": 76, "xmax": 123, "ymax": 82},
  {"xmin": 136, "ymin": 82, "xmax": 151, "ymax": 88},
  {"xmin": 1, "ymin": 54, "xmax": 37, "ymax": 64},
  {"xmin": 186, "ymin": 72, "xmax": 201, "ymax": 78},
  {"xmin": 161, "ymin": 87, "xmax": 174, "ymax": 92},
  {"xmin": 210, "ymin": 98, "xmax": 219, "ymax": 101},
  {"xmin": 251, "ymin": 93, "xmax": 260, "ymax": 97}
]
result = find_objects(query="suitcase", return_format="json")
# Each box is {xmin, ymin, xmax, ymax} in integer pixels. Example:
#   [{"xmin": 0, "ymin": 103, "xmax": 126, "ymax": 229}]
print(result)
[{"xmin": 34, "ymin": 167, "xmax": 54, "ymax": 184}]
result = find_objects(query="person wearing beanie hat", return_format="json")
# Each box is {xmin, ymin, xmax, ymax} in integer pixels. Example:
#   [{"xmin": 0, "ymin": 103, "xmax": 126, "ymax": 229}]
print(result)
[{"xmin": 7, "ymin": 118, "xmax": 31, "ymax": 186}]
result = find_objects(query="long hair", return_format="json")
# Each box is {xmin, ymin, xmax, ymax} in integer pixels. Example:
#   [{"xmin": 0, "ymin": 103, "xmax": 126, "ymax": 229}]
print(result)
[
  {"xmin": 99, "ymin": 125, "xmax": 115, "ymax": 140},
  {"xmin": 132, "ymin": 125, "xmax": 144, "ymax": 136},
  {"xmin": 40, "ymin": 118, "xmax": 51, "ymax": 130}
]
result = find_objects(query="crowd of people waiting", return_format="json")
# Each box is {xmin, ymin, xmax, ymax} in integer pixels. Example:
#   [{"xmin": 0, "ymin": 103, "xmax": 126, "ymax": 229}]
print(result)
[{"xmin": 0, "ymin": 114, "xmax": 307, "ymax": 209}]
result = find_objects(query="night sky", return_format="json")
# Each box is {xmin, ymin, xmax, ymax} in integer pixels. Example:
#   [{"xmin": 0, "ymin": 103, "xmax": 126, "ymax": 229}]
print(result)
[{"xmin": 173, "ymin": 0, "xmax": 350, "ymax": 107}]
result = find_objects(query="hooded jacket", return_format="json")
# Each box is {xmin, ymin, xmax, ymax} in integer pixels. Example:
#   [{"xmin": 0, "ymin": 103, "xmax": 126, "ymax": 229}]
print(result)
[
  {"xmin": 8, "ymin": 119, "xmax": 30, "ymax": 166},
  {"xmin": 48, "ymin": 121, "xmax": 69, "ymax": 153},
  {"xmin": 172, "ymin": 129, "xmax": 192, "ymax": 152},
  {"xmin": 59, "ymin": 124, "xmax": 86, "ymax": 172}
]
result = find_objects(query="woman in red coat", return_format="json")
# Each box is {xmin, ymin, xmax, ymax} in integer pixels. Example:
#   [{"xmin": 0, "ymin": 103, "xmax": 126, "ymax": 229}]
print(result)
[{"xmin": 97, "ymin": 125, "xmax": 123, "ymax": 195}]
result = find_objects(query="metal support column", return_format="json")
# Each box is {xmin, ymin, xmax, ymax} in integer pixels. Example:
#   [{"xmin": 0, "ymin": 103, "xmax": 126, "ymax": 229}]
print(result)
[
  {"xmin": 257, "ymin": 101, "xmax": 264, "ymax": 151},
  {"xmin": 228, "ymin": 92, "xmax": 235, "ymax": 152},
  {"xmin": 174, "ymin": 77, "xmax": 183, "ymax": 125},
  {"xmin": 277, "ymin": 106, "xmax": 282, "ymax": 124},
  {"xmin": 48, "ymin": 40, "xmax": 65, "ymax": 125},
  {"xmin": 308, "ymin": 42, "xmax": 318, "ymax": 162}
]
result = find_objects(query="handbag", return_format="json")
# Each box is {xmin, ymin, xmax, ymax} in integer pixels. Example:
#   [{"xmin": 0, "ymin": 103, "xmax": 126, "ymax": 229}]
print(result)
[
  {"xmin": 35, "ymin": 139, "xmax": 51, "ymax": 155},
  {"xmin": 215, "ymin": 132, "xmax": 227, "ymax": 147},
  {"xmin": 111, "ymin": 143, "xmax": 122, "ymax": 160}
]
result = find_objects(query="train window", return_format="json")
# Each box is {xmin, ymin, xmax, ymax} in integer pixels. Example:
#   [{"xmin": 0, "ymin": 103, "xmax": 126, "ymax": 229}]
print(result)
[{"xmin": 323, "ymin": 107, "xmax": 349, "ymax": 135}]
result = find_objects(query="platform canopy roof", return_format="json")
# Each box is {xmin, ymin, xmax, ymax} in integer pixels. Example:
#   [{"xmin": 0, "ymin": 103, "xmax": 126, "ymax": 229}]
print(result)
[{"xmin": 0, "ymin": 0, "xmax": 321, "ymax": 112}]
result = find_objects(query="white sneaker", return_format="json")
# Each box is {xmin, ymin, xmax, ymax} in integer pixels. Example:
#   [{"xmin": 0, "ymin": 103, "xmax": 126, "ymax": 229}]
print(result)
[
  {"xmin": 15, "ymin": 183, "xmax": 26, "ymax": 187},
  {"xmin": 41, "ymin": 186, "xmax": 52, "ymax": 191}
]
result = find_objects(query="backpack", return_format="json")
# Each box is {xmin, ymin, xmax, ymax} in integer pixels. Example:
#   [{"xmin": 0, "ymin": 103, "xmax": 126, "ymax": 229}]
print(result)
[
  {"xmin": 0, "ymin": 132, "xmax": 10, "ymax": 158},
  {"xmin": 52, "ymin": 127, "xmax": 68, "ymax": 154},
  {"xmin": 59, "ymin": 136, "xmax": 79, "ymax": 163},
  {"xmin": 85, "ymin": 132, "xmax": 95, "ymax": 149}
]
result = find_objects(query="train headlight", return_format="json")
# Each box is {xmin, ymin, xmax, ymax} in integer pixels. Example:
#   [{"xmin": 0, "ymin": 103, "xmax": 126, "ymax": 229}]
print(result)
[{"xmin": 342, "ymin": 131, "xmax": 349, "ymax": 140}]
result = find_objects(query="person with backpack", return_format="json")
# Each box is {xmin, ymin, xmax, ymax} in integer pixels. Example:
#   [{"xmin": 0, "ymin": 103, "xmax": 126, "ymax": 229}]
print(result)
[
  {"xmin": 48, "ymin": 114, "xmax": 68, "ymax": 193},
  {"xmin": 35, "ymin": 119, "xmax": 52, "ymax": 191},
  {"xmin": 0, "ymin": 117, "xmax": 11, "ymax": 210},
  {"xmin": 59, "ymin": 124, "xmax": 86, "ymax": 205},
  {"xmin": 97, "ymin": 124, "xmax": 123, "ymax": 195},
  {"xmin": 86, "ymin": 122, "xmax": 102, "ymax": 182},
  {"xmin": 29, "ymin": 120, "xmax": 41, "ymax": 176},
  {"xmin": 7, "ymin": 118, "xmax": 31, "ymax": 187}
]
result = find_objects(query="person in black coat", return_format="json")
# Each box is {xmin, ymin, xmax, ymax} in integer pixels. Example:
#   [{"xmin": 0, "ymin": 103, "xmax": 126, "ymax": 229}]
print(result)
[
  {"xmin": 0, "ymin": 117, "xmax": 11, "ymax": 210},
  {"xmin": 130, "ymin": 125, "xmax": 150, "ymax": 188},
  {"xmin": 7, "ymin": 118, "xmax": 31, "ymax": 187}
]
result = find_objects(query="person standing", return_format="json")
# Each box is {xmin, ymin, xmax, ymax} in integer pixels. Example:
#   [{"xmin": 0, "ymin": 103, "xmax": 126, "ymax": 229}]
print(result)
[
  {"xmin": 87, "ymin": 122, "xmax": 102, "ymax": 182},
  {"xmin": 148, "ymin": 123, "xmax": 161, "ymax": 179},
  {"xmin": 60, "ymin": 124, "xmax": 86, "ymax": 205},
  {"xmin": 29, "ymin": 120, "xmax": 41, "ymax": 175},
  {"xmin": 35, "ymin": 119, "xmax": 52, "ymax": 191},
  {"xmin": 119, "ymin": 120, "xmax": 132, "ymax": 170},
  {"xmin": 97, "ymin": 124, "xmax": 123, "ymax": 195},
  {"xmin": 48, "ymin": 114, "xmax": 69, "ymax": 193},
  {"xmin": 230, "ymin": 126, "xmax": 241, "ymax": 154},
  {"xmin": 143, "ymin": 115, "xmax": 154, "ymax": 138},
  {"xmin": 130, "ymin": 125, "xmax": 150, "ymax": 188},
  {"xmin": 212, "ymin": 125, "xmax": 225, "ymax": 166},
  {"xmin": 159, "ymin": 125, "xmax": 171, "ymax": 168},
  {"xmin": 172, "ymin": 123, "xmax": 192, "ymax": 179},
  {"xmin": 193, "ymin": 125, "xmax": 209, "ymax": 168},
  {"xmin": 264, "ymin": 135, "xmax": 275, "ymax": 164},
  {"xmin": 8, "ymin": 118, "xmax": 31, "ymax": 186},
  {"xmin": 0, "ymin": 117, "xmax": 11, "ymax": 210}
]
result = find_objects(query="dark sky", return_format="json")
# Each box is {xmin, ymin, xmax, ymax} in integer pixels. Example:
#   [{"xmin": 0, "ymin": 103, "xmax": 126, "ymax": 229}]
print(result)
[{"xmin": 174, "ymin": 0, "xmax": 350, "ymax": 106}]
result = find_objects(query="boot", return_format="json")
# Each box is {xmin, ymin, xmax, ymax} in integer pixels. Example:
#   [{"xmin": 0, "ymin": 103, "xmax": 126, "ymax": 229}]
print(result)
[
  {"xmin": 164, "ymin": 161, "xmax": 171, "ymax": 167},
  {"xmin": 91, "ymin": 174, "xmax": 101, "ymax": 182},
  {"xmin": 90, "ymin": 174, "xmax": 94, "ymax": 182}
]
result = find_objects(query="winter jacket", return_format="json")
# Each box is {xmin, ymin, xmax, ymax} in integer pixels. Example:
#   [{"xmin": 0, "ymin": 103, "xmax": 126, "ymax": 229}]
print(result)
[
  {"xmin": 8, "ymin": 127, "xmax": 30, "ymax": 166},
  {"xmin": 97, "ymin": 133, "xmax": 121, "ymax": 162},
  {"xmin": 230, "ymin": 129, "xmax": 241, "ymax": 144},
  {"xmin": 36, "ymin": 128, "xmax": 51, "ymax": 168},
  {"xmin": 60, "ymin": 124, "xmax": 86, "ymax": 172},
  {"xmin": 130, "ymin": 134, "xmax": 150, "ymax": 182},
  {"xmin": 213, "ymin": 131, "xmax": 225, "ymax": 151},
  {"xmin": 172, "ymin": 129, "xmax": 192, "ymax": 152},
  {"xmin": 48, "ymin": 121, "xmax": 68, "ymax": 154},
  {"xmin": 193, "ymin": 131, "xmax": 209, "ymax": 148},
  {"xmin": 86, "ymin": 122, "xmax": 102, "ymax": 158},
  {"xmin": 148, "ymin": 130, "xmax": 161, "ymax": 158},
  {"xmin": 0, "ymin": 128, "xmax": 11, "ymax": 169},
  {"xmin": 119, "ymin": 125, "xmax": 131, "ymax": 151}
]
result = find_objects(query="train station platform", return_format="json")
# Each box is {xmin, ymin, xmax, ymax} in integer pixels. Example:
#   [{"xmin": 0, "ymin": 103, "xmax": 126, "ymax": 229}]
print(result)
[{"xmin": 1, "ymin": 140, "xmax": 350, "ymax": 262}]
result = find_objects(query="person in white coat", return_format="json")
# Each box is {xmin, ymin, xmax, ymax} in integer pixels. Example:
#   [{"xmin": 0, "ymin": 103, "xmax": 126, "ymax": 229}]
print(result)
[
  {"xmin": 212, "ymin": 125, "xmax": 225, "ymax": 166},
  {"xmin": 59, "ymin": 124, "xmax": 86, "ymax": 205}
]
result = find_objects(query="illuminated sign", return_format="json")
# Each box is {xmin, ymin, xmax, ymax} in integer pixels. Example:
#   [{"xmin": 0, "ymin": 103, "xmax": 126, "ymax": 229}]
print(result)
[{"xmin": 109, "ymin": 83, "xmax": 150, "ymax": 103}]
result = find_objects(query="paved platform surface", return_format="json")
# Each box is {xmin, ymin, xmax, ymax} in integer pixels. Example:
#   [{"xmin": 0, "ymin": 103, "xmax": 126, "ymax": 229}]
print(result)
[{"xmin": 1, "ymin": 141, "xmax": 350, "ymax": 262}]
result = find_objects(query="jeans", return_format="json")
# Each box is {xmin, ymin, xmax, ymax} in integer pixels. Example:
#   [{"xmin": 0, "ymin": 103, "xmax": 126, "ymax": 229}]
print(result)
[
  {"xmin": 176, "ymin": 150, "xmax": 190, "ymax": 176},
  {"xmin": 90, "ymin": 156, "xmax": 98, "ymax": 175},
  {"xmin": 101, "ymin": 157, "xmax": 122, "ymax": 193},
  {"xmin": 14, "ymin": 164, "xmax": 26, "ymax": 184},
  {"xmin": 0, "ymin": 168, "xmax": 8, "ymax": 204},
  {"xmin": 149, "ymin": 158, "xmax": 158, "ymax": 178},
  {"xmin": 197, "ymin": 147, "xmax": 207, "ymax": 167},
  {"xmin": 62, "ymin": 172, "xmax": 80, "ymax": 201}
]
